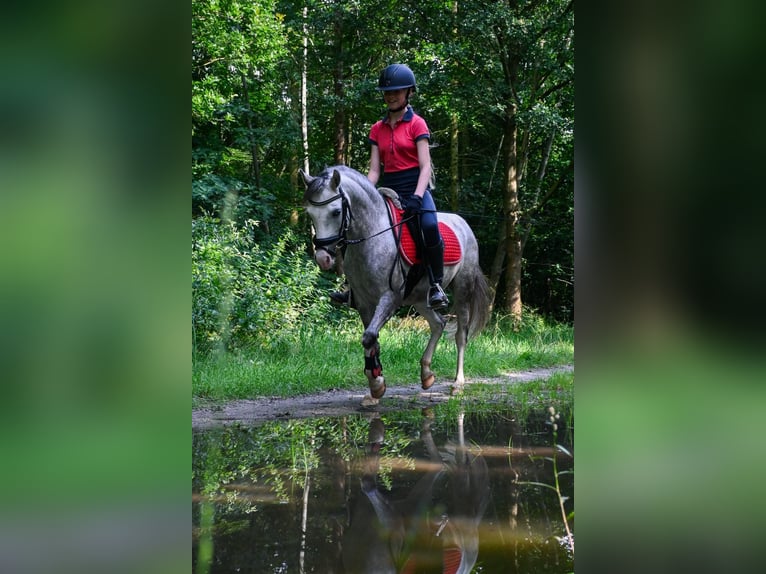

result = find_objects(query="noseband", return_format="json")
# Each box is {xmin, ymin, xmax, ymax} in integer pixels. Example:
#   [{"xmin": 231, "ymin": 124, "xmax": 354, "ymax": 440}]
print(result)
[{"xmin": 307, "ymin": 184, "xmax": 352, "ymax": 257}]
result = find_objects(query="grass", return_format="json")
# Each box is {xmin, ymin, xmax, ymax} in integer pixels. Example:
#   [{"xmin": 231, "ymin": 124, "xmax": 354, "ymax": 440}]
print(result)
[
  {"xmin": 428, "ymin": 370, "xmax": 575, "ymax": 428},
  {"xmin": 192, "ymin": 311, "xmax": 574, "ymax": 403}
]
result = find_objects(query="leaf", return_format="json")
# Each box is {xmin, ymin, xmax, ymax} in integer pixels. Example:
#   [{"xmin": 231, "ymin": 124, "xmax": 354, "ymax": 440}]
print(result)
[{"xmin": 556, "ymin": 444, "xmax": 572, "ymax": 457}]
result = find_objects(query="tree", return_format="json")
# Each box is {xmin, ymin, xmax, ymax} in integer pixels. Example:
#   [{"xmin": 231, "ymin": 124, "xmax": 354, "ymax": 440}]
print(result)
[
  {"xmin": 192, "ymin": 0, "xmax": 289, "ymax": 227},
  {"xmin": 453, "ymin": 0, "xmax": 574, "ymax": 321}
]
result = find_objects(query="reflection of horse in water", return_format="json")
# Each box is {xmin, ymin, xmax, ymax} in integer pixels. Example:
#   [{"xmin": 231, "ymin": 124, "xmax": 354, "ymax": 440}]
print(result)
[{"xmin": 341, "ymin": 411, "xmax": 490, "ymax": 574}]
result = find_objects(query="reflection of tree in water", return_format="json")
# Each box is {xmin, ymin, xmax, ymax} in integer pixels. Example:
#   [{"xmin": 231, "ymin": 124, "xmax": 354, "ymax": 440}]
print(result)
[{"xmin": 192, "ymin": 405, "xmax": 573, "ymax": 573}]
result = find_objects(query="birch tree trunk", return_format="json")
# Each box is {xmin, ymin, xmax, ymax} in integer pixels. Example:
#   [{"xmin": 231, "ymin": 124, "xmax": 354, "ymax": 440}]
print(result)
[
  {"xmin": 300, "ymin": 5, "xmax": 309, "ymax": 175},
  {"xmin": 448, "ymin": 0, "xmax": 460, "ymax": 211},
  {"xmin": 332, "ymin": 15, "xmax": 347, "ymax": 165}
]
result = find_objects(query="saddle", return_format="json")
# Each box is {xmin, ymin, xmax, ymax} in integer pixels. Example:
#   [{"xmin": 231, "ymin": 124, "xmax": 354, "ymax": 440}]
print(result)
[{"xmin": 382, "ymin": 195, "xmax": 462, "ymax": 266}]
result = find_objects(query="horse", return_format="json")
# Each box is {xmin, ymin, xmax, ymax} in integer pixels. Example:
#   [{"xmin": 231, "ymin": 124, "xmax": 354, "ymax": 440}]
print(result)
[{"xmin": 300, "ymin": 165, "xmax": 490, "ymax": 405}]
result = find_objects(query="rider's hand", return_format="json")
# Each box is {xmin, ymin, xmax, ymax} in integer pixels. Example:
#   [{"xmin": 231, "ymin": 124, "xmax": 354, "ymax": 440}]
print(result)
[{"xmin": 403, "ymin": 194, "xmax": 423, "ymax": 216}]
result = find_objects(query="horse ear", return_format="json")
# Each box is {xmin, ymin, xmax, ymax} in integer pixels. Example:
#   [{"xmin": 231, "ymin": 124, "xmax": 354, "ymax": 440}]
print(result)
[
  {"xmin": 331, "ymin": 169, "xmax": 341, "ymax": 190},
  {"xmin": 298, "ymin": 169, "xmax": 313, "ymax": 188}
]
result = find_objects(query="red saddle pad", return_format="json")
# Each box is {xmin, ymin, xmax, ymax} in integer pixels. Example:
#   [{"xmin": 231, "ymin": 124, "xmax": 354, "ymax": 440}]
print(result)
[{"xmin": 385, "ymin": 197, "xmax": 462, "ymax": 266}]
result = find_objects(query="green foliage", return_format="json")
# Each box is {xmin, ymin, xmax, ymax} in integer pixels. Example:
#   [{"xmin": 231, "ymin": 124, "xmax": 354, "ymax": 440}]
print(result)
[
  {"xmin": 192, "ymin": 0, "xmax": 574, "ymax": 327},
  {"xmin": 192, "ymin": 215, "xmax": 327, "ymax": 354}
]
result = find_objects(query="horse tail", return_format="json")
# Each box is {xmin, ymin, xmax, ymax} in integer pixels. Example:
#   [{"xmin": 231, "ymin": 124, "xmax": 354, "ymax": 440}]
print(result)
[{"xmin": 466, "ymin": 269, "xmax": 492, "ymax": 340}]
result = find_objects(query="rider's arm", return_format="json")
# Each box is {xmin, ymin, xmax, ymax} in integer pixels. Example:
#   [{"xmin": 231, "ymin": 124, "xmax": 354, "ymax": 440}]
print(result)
[
  {"xmin": 414, "ymin": 138, "xmax": 432, "ymax": 198},
  {"xmin": 368, "ymin": 143, "xmax": 381, "ymax": 186}
]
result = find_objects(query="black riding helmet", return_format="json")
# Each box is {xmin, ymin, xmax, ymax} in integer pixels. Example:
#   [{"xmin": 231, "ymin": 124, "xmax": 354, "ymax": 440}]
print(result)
[{"xmin": 377, "ymin": 64, "xmax": 417, "ymax": 92}]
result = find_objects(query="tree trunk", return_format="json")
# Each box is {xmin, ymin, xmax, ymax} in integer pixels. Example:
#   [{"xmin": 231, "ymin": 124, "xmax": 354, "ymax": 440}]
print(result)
[
  {"xmin": 487, "ymin": 132, "xmax": 505, "ymax": 309},
  {"xmin": 240, "ymin": 72, "xmax": 261, "ymax": 192},
  {"xmin": 332, "ymin": 16, "xmax": 347, "ymax": 165},
  {"xmin": 300, "ymin": 5, "xmax": 310, "ymax": 175},
  {"xmin": 449, "ymin": 0, "xmax": 460, "ymax": 211},
  {"xmin": 449, "ymin": 113, "xmax": 459, "ymax": 211},
  {"xmin": 503, "ymin": 108, "xmax": 522, "ymax": 323}
]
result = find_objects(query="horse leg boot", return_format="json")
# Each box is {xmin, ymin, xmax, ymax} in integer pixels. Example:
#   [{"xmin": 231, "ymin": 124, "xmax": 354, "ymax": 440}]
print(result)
[
  {"xmin": 363, "ymin": 340, "xmax": 386, "ymax": 403},
  {"xmin": 424, "ymin": 240, "xmax": 449, "ymax": 310},
  {"xmin": 361, "ymin": 292, "xmax": 401, "ymax": 406}
]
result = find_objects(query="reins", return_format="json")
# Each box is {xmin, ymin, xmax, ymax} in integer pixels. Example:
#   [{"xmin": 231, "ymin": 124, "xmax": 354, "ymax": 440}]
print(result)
[
  {"xmin": 343, "ymin": 214, "xmax": 416, "ymax": 247},
  {"xmin": 308, "ymin": 177, "xmax": 428, "ymax": 297},
  {"xmin": 308, "ymin": 183, "xmax": 419, "ymax": 253}
]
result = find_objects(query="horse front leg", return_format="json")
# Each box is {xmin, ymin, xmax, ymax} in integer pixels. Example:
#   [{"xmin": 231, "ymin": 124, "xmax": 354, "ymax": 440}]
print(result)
[
  {"xmin": 360, "ymin": 291, "xmax": 400, "ymax": 406},
  {"xmin": 362, "ymin": 340, "xmax": 385, "ymax": 406},
  {"xmin": 417, "ymin": 306, "xmax": 446, "ymax": 390}
]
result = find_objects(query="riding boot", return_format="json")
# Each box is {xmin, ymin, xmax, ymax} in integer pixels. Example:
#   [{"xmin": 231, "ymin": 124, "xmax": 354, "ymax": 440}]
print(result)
[
  {"xmin": 329, "ymin": 281, "xmax": 353, "ymax": 307},
  {"xmin": 329, "ymin": 289, "xmax": 350, "ymax": 305},
  {"xmin": 424, "ymin": 240, "xmax": 449, "ymax": 310}
]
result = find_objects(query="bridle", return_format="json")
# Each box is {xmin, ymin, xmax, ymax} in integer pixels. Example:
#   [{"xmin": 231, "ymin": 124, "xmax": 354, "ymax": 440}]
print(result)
[
  {"xmin": 307, "ymin": 184, "xmax": 353, "ymax": 257},
  {"xmin": 307, "ymin": 180, "xmax": 417, "ymax": 257}
]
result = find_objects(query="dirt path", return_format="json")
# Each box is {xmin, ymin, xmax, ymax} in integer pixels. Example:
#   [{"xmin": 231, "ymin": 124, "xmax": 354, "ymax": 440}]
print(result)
[{"xmin": 192, "ymin": 365, "xmax": 573, "ymax": 429}]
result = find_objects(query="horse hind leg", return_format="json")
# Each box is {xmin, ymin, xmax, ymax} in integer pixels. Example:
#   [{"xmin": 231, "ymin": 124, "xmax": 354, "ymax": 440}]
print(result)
[
  {"xmin": 450, "ymin": 296, "xmax": 471, "ymax": 396},
  {"xmin": 417, "ymin": 307, "xmax": 446, "ymax": 390}
]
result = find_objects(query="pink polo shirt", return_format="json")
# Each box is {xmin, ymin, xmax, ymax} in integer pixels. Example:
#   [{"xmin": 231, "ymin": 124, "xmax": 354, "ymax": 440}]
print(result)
[{"xmin": 369, "ymin": 106, "xmax": 430, "ymax": 173}]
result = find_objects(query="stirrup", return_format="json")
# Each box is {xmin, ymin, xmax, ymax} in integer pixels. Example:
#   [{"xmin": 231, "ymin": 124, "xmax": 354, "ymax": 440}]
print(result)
[{"xmin": 427, "ymin": 284, "xmax": 449, "ymax": 310}]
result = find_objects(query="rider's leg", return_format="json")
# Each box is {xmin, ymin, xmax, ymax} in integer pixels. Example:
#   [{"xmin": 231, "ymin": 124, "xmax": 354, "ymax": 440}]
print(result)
[
  {"xmin": 328, "ymin": 252, "xmax": 353, "ymax": 307},
  {"xmin": 329, "ymin": 285, "xmax": 350, "ymax": 305},
  {"xmin": 419, "ymin": 193, "xmax": 449, "ymax": 310},
  {"xmin": 423, "ymin": 239, "xmax": 448, "ymax": 310}
]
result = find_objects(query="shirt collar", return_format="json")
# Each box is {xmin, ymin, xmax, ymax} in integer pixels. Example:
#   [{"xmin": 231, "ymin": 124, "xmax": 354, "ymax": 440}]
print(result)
[{"xmin": 382, "ymin": 105, "xmax": 414, "ymax": 123}]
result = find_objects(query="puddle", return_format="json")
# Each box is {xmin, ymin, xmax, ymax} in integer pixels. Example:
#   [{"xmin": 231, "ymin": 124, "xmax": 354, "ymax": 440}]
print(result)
[{"xmin": 193, "ymin": 403, "xmax": 574, "ymax": 573}]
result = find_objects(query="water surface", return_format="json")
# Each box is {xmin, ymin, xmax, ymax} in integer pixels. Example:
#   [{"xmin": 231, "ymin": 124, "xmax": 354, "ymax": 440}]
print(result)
[{"xmin": 193, "ymin": 403, "xmax": 573, "ymax": 573}]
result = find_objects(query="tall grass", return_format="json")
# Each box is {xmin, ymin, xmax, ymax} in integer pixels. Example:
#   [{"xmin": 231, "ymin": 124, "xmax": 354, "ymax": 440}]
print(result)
[{"xmin": 193, "ymin": 310, "xmax": 573, "ymax": 402}]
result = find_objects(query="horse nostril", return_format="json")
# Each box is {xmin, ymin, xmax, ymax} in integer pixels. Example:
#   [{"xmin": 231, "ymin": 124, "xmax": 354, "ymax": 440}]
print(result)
[{"xmin": 315, "ymin": 250, "xmax": 334, "ymax": 271}]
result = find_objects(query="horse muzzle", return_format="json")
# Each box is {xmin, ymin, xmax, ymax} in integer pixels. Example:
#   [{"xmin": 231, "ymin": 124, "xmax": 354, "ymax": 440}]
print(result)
[{"xmin": 314, "ymin": 248, "xmax": 335, "ymax": 271}]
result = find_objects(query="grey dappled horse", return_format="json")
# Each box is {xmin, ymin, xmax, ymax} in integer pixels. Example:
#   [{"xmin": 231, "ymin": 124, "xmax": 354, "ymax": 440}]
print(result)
[{"xmin": 300, "ymin": 165, "xmax": 490, "ymax": 405}]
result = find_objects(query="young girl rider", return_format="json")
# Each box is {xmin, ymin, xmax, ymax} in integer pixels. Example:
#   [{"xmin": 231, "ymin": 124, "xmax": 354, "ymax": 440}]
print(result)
[{"xmin": 332, "ymin": 63, "xmax": 449, "ymax": 310}]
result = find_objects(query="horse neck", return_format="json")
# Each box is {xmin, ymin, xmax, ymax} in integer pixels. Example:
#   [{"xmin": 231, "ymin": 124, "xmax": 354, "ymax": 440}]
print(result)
[{"xmin": 346, "ymin": 185, "xmax": 386, "ymax": 239}]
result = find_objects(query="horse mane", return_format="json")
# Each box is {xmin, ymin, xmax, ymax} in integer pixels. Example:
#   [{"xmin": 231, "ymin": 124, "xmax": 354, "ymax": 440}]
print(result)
[
  {"xmin": 376, "ymin": 186, "xmax": 401, "ymax": 209},
  {"xmin": 302, "ymin": 170, "xmax": 332, "ymax": 202},
  {"xmin": 304, "ymin": 165, "xmax": 381, "ymax": 203}
]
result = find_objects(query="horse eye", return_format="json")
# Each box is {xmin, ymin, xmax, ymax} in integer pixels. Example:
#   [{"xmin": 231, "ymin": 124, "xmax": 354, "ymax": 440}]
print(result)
[{"xmin": 331, "ymin": 208, "xmax": 342, "ymax": 217}]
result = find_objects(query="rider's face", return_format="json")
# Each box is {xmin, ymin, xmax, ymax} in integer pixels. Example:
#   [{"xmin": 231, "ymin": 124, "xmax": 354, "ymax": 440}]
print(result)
[{"xmin": 384, "ymin": 88, "xmax": 408, "ymax": 109}]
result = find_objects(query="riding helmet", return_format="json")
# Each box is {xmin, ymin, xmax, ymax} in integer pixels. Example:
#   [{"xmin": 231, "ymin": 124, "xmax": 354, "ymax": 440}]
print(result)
[{"xmin": 377, "ymin": 64, "xmax": 417, "ymax": 92}]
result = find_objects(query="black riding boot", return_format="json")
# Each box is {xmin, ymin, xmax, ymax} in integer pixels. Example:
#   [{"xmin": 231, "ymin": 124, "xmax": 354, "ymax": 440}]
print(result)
[
  {"xmin": 329, "ymin": 282, "xmax": 353, "ymax": 307},
  {"xmin": 424, "ymin": 240, "xmax": 449, "ymax": 310},
  {"xmin": 329, "ymin": 290, "xmax": 350, "ymax": 305}
]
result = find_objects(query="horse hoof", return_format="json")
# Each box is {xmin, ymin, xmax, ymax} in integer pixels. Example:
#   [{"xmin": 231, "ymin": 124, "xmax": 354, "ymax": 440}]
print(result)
[
  {"xmin": 450, "ymin": 385, "xmax": 464, "ymax": 396},
  {"xmin": 361, "ymin": 395, "xmax": 380, "ymax": 407},
  {"xmin": 370, "ymin": 381, "xmax": 387, "ymax": 399},
  {"xmin": 421, "ymin": 374, "xmax": 435, "ymax": 390}
]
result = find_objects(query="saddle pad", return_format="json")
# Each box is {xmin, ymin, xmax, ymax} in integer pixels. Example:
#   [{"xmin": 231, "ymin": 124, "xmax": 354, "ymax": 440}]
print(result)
[{"xmin": 385, "ymin": 197, "xmax": 462, "ymax": 266}]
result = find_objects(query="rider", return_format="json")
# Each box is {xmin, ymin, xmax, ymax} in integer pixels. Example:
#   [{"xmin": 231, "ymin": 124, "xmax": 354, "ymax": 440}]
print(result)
[{"xmin": 331, "ymin": 63, "xmax": 449, "ymax": 310}]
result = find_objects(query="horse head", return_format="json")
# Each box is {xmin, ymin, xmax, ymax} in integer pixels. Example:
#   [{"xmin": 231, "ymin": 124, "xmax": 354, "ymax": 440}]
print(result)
[{"xmin": 300, "ymin": 168, "xmax": 348, "ymax": 272}]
